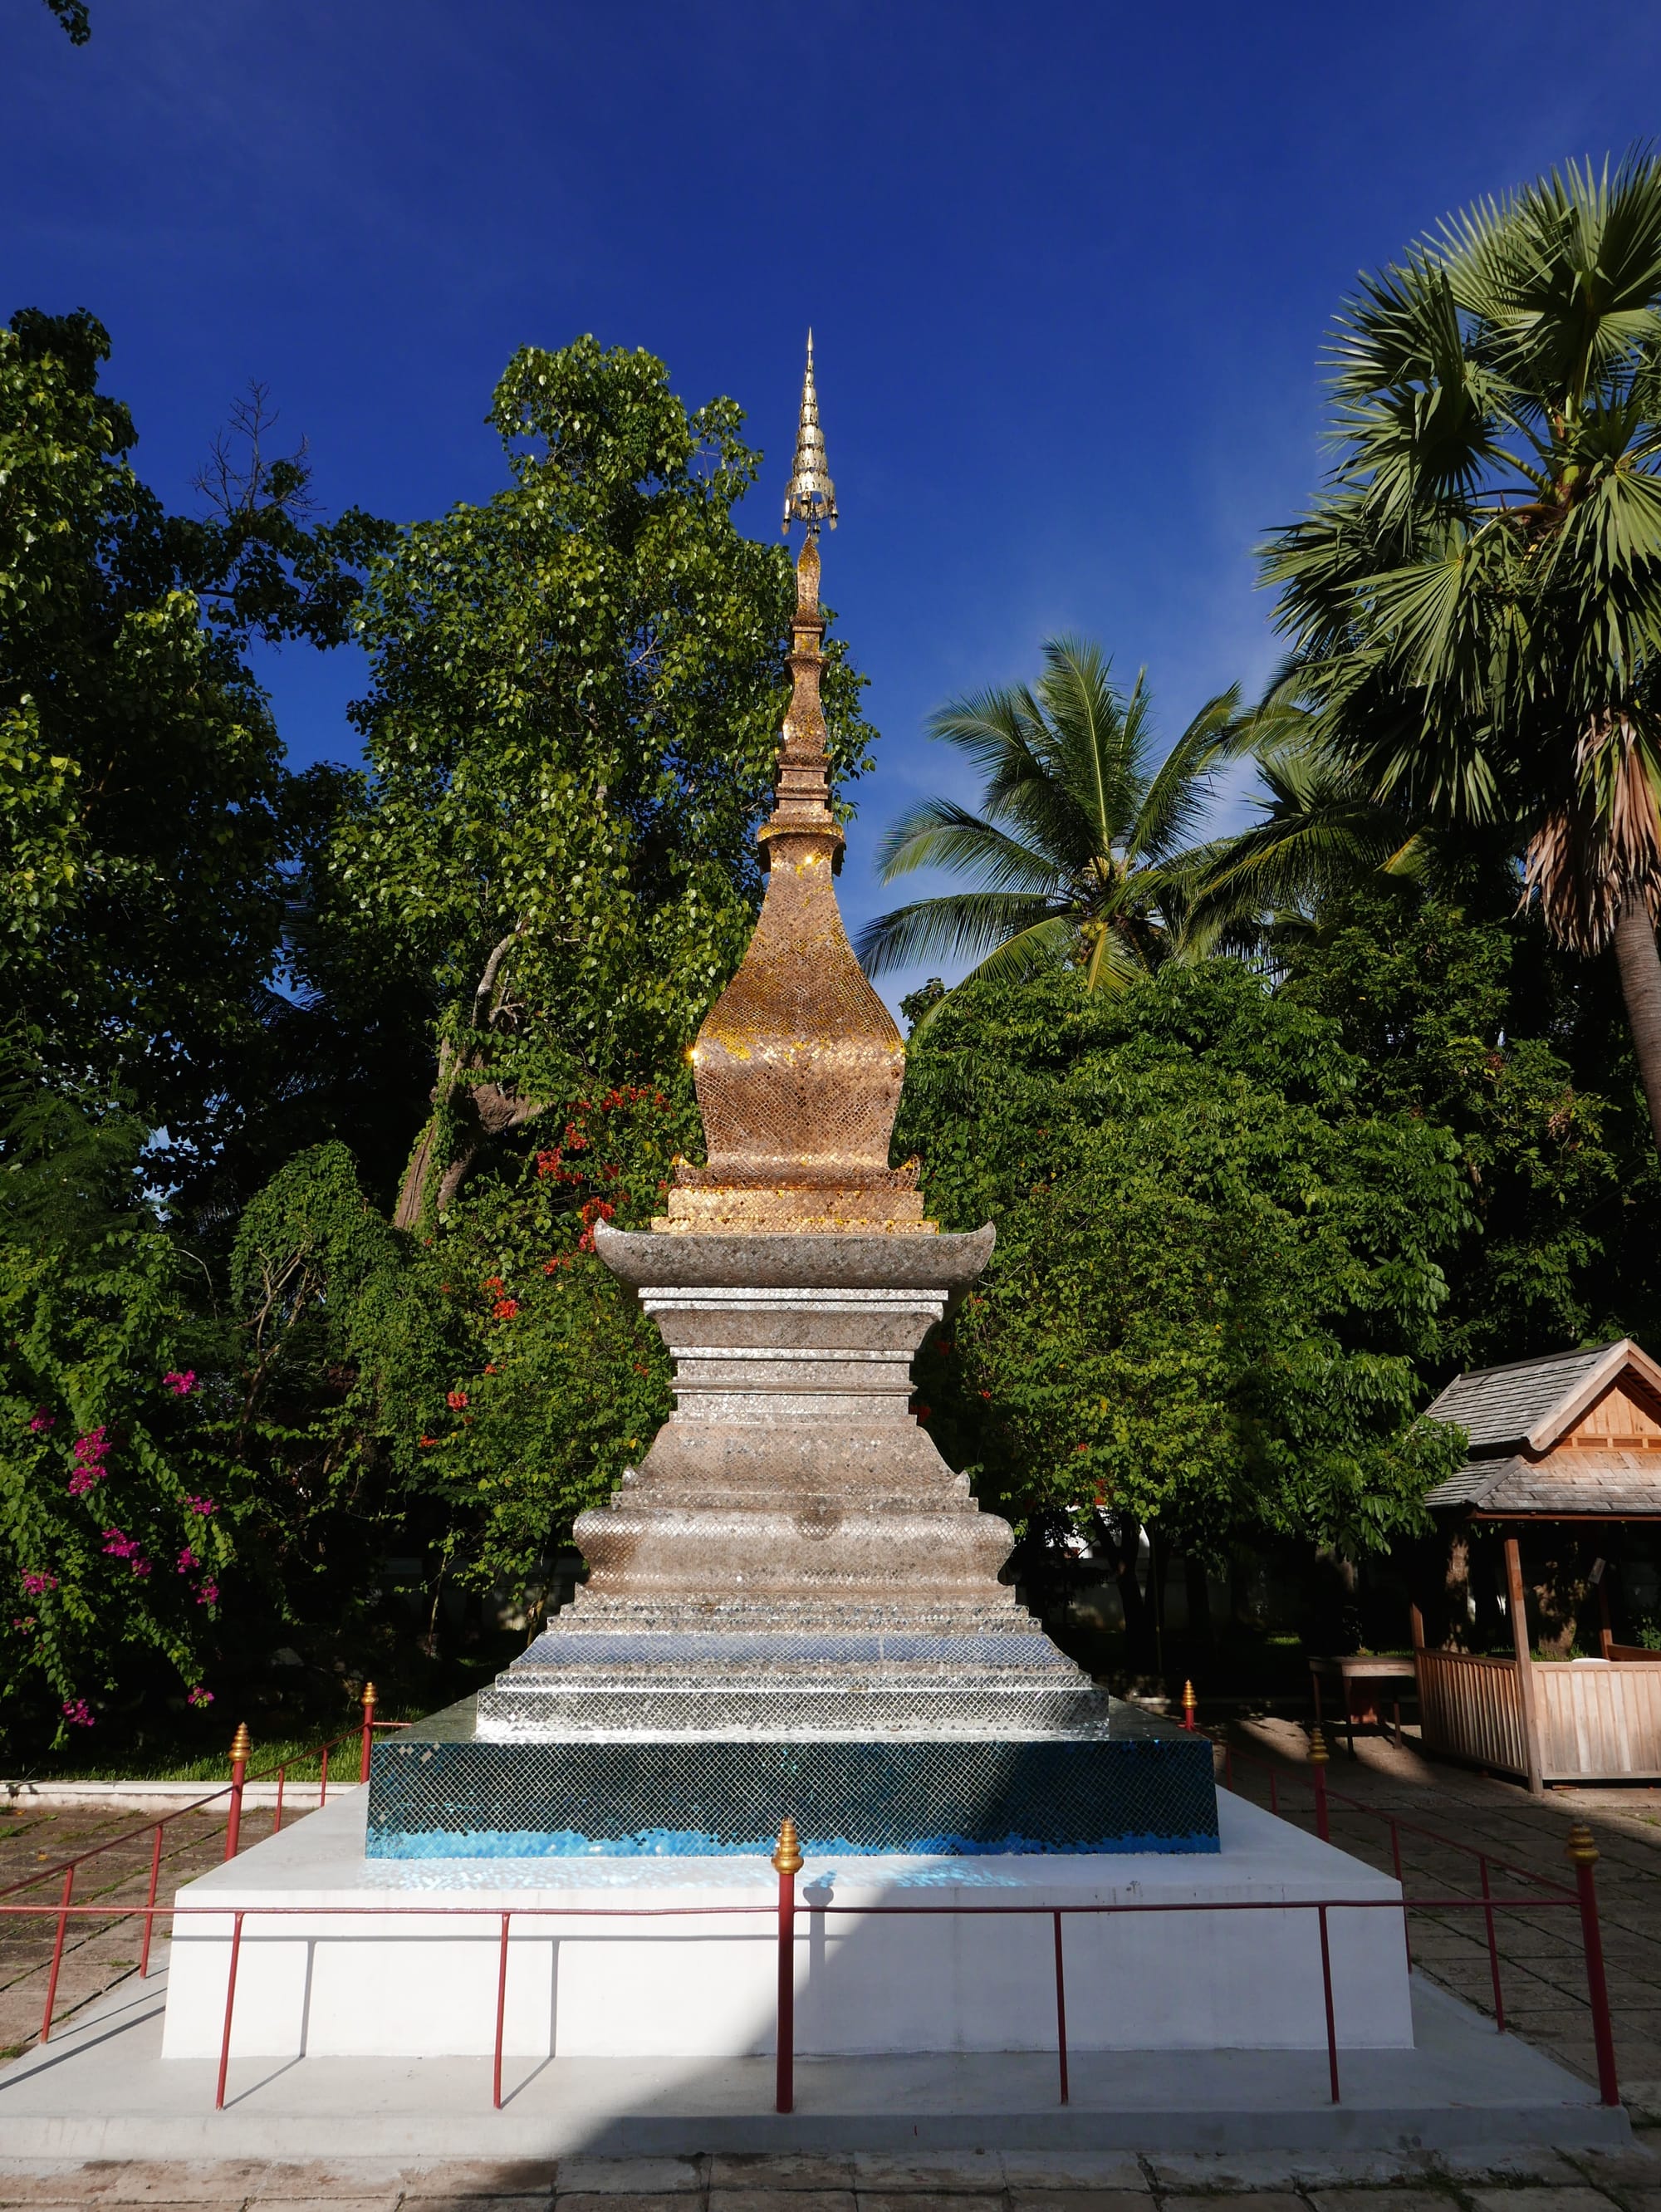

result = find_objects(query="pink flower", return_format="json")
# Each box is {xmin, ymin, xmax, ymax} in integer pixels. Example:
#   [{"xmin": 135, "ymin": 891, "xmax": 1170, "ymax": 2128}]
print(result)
[
  {"xmin": 176, "ymin": 1547, "xmax": 199, "ymax": 1573},
  {"xmin": 27, "ymin": 1410, "xmax": 56, "ymax": 1433},
  {"xmin": 61, "ymin": 1699, "xmax": 94, "ymax": 1728},
  {"xmin": 20, "ymin": 1572, "xmax": 57, "ymax": 1596},
  {"xmin": 196, "ymin": 1581, "xmax": 219, "ymax": 1606},
  {"xmin": 101, "ymin": 1527, "xmax": 139, "ymax": 1557},
  {"xmin": 185, "ymin": 1494, "xmax": 217, "ymax": 1517},
  {"xmin": 69, "ymin": 1428, "xmax": 110, "ymax": 1493},
  {"xmin": 130, "ymin": 1558, "xmax": 151, "ymax": 1577},
  {"xmin": 187, "ymin": 1685, "xmax": 213, "ymax": 1707},
  {"xmin": 163, "ymin": 1369, "xmax": 196, "ymax": 1397}
]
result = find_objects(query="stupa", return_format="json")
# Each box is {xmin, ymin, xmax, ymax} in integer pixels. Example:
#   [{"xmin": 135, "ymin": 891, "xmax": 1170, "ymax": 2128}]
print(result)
[
  {"xmin": 365, "ymin": 338, "xmax": 1217, "ymax": 1856},
  {"xmin": 152, "ymin": 345, "xmax": 1418, "ymax": 2090}
]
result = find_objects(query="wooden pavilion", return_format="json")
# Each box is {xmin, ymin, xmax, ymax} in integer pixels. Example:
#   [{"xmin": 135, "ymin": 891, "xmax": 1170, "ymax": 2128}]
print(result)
[{"xmin": 1414, "ymin": 1338, "xmax": 1661, "ymax": 1794}]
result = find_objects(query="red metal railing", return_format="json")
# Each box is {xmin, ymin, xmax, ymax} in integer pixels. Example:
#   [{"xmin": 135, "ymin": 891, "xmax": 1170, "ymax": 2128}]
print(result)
[
  {"xmin": 0, "ymin": 1819, "xmax": 1619, "ymax": 2116},
  {"xmin": 3, "ymin": 1687, "xmax": 407, "ymax": 2043}
]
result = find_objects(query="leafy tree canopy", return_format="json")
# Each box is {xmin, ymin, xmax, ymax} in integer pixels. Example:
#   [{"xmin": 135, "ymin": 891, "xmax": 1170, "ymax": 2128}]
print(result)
[
  {"xmin": 309, "ymin": 336, "xmax": 878, "ymax": 1227},
  {"xmin": 0, "ymin": 309, "xmax": 392, "ymax": 1181},
  {"xmin": 896, "ymin": 962, "xmax": 1469, "ymax": 1566}
]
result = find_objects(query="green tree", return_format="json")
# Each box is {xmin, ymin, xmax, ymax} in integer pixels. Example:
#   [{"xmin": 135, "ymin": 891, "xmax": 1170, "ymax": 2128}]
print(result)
[
  {"xmin": 0, "ymin": 1089, "xmax": 248, "ymax": 1746},
  {"xmin": 41, "ymin": 0, "xmax": 90, "ymax": 44},
  {"xmin": 0, "ymin": 309, "xmax": 390, "ymax": 1184},
  {"xmin": 311, "ymin": 335, "xmax": 876, "ymax": 1228},
  {"xmin": 1276, "ymin": 888, "xmax": 1660, "ymax": 1367},
  {"xmin": 895, "ymin": 964, "xmax": 1468, "ymax": 1663},
  {"xmin": 855, "ymin": 638, "xmax": 1240, "ymax": 1007},
  {"xmin": 1262, "ymin": 153, "xmax": 1661, "ymax": 1152}
]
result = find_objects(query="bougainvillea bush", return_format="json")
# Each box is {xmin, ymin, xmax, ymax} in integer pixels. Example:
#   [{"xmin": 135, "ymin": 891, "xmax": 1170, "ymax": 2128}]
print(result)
[{"xmin": 0, "ymin": 1098, "xmax": 247, "ymax": 1739}]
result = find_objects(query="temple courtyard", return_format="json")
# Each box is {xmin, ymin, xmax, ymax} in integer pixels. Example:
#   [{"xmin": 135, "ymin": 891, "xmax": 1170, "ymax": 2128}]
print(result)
[{"xmin": 5, "ymin": 1724, "xmax": 1661, "ymax": 2207}]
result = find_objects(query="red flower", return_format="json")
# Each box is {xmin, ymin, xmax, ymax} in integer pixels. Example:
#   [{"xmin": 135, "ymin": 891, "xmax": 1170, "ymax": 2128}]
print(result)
[
  {"xmin": 492, "ymin": 1297, "xmax": 518, "ymax": 1322},
  {"xmin": 447, "ymin": 1390, "xmax": 468, "ymax": 1410}
]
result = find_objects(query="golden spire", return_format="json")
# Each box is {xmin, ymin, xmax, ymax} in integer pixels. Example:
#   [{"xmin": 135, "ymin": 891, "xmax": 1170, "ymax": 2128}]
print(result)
[
  {"xmin": 652, "ymin": 341, "xmax": 928, "ymax": 1237},
  {"xmin": 782, "ymin": 331, "xmax": 837, "ymax": 537}
]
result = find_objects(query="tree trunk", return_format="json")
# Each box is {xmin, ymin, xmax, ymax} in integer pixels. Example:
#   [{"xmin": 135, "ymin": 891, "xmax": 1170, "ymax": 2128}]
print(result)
[
  {"xmin": 1183, "ymin": 1554, "xmax": 1215, "ymax": 1657},
  {"xmin": 1613, "ymin": 900, "xmax": 1661, "ymax": 1156},
  {"xmin": 393, "ymin": 1111, "xmax": 443, "ymax": 1233},
  {"xmin": 1095, "ymin": 1513, "xmax": 1156, "ymax": 1673}
]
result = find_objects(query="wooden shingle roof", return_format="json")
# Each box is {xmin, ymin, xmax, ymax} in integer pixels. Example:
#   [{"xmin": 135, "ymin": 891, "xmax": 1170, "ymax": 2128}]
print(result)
[{"xmin": 1422, "ymin": 1338, "xmax": 1661, "ymax": 1516}]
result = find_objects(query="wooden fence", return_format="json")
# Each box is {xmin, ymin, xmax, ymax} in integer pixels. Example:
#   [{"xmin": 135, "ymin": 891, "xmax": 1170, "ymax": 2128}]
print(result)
[{"xmin": 1416, "ymin": 1648, "xmax": 1661, "ymax": 1783}]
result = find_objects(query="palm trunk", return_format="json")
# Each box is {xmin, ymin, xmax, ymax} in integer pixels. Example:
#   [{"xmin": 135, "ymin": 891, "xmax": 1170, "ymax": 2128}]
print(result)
[{"xmin": 1612, "ymin": 902, "xmax": 1661, "ymax": 1156}]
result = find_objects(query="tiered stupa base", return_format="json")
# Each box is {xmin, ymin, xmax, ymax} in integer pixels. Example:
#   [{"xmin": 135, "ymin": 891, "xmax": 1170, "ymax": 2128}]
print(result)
[{"xmin": 365, "ymin": 1226, "xmax": 1219, "ymax": 1858}]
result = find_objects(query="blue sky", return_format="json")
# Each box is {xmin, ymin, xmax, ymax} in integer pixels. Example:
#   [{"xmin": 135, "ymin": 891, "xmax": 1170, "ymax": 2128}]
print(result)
[{"xmin": 6, "ymin": 0, "xmax": 1661, "ymax": 1012}]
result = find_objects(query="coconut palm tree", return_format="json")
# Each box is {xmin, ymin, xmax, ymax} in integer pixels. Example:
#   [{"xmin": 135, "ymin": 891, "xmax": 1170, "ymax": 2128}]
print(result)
[
  {"xmin": 854, "ymin": 638, "xmax": 1243, "ymax": 1003},
  {"xmin": 1262, "ymin": 151, "xmax": 1661, "ymax": 1151},
  {"xmin": 1176, "ymin": 684, "xmax": 1430, "ymax": 962}
]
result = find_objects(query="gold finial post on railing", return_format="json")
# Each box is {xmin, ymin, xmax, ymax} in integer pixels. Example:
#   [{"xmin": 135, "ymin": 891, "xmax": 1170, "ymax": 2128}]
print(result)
[
  {"xmin": 1181, "ymin": 1680, "xmax": 1197, "ymax": 1732},
  {"xmin": 360, "ymin": 1680, "xmax": 380, "ymax": 1784},
  {"xmin": 1307, "ymin": 1724, "xmax": 1330, "ymax": 1842},
  {"xmin": 224, "ymin": 1722, "xmax": 252, "ymax": 1862},
  {"xmin": 772, "ymin": 1815, "xmax": 803, "ymax": 2113},
  {"xmin": 1566, "ymin": 1823, "xmax": 1620, "ymax": 2104}
]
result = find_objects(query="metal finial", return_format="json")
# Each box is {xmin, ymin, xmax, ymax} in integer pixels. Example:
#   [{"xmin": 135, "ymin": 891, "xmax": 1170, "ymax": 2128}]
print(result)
[
  {"xmin": 772, "ymin": 1814, "xmax": 804, "ymax": 1875},
  {"xmin": 782, "ymin": 331, "xmax": 837, "ymax": 537}
]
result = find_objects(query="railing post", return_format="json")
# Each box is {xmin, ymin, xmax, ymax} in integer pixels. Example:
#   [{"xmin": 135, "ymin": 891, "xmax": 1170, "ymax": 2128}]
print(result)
[
  {"xmin": 140, "ymin": 1823, "xmax": 163, "ymax": 1978},
  {"xmin": 359, "ymin": 1680, "xmax": 378, "ymax": 1784},
  {"xmin": 39, "ymin": 1865, "xmax": 74, "ymax": 2043},
  {"xmin": 492, "ymin": 1910, "xmax": 511, "ymax": 2110},
  {"xmin": 1052, "ymin": 1909, "xmax": 1070, "ymax": 2105},
  {"xmin": 223, "ymin": 1724, "xmax": 251, "ymax": 1862},
  {"xmin": 319, "ymin": 1740, "xmax": 331, "ymax": 1807},
  {"xmin": 1181, "ymin": 1680, "xmax": 1197, "ymax": 1732},
  {"xmin": 1479, "ymin": 1855, "xmax": 1506, "ymax": 2031},
  {"xmin": 214, "ymin": 1910, "xmax": 244, "ymax": 2111},
  {"xmin": 273, "ymin": 1763, "xmax": 286, "ymax": 1837},
  {"xmin": 1389, "ymin": 1815, "xmax": 1411, "ymax": 1971},
  {"xmin": 1567, "ymin": 1823, "xmax": 1620, "ymax": 2107},
  {"xmin": 772, "ymin": 1815, "xmax": 802, "ymax": 2116},
  {"xmin": 1309, "ymin": 1725, "xmax": 1330, "ymax": 1842},
  {"xmin": 1317, "ymin": 1903, "xmax": 1340, "ymax": 2104}
]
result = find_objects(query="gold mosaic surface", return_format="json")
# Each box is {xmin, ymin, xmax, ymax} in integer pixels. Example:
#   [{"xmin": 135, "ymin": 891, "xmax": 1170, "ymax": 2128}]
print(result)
[{"xmin": 659, "ymin": 537, "xmax": 933, "ymax": 1234}]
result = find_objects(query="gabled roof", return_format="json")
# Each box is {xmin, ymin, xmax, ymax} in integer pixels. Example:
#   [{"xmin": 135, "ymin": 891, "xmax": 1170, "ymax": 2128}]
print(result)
[
  {"xmin": 1423, "ymin": 1451, "xmax": 1661, "ymax": 1516},
  {"xmin": 1423, "ymin": 1340, "xmax": 1661, "ymax": 1456}
]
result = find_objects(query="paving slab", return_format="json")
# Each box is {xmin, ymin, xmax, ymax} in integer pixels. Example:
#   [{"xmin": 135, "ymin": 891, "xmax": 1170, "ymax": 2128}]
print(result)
[
  {"xmin": 558, "ymin": 2165, "xmax": 704, "ymax": 2195},
  {"xmin": 1001, "ymin": 2158, "xmax": 1149, "ymax": 2191},
  {"xmin": 1305, "ymin": 2193, "xmax": 1458, "ymax": 2212},
  {"xmin": 853, "ymin": 2154, "xmax": 1007, "ymax": 2188},
  {"xmin": 710, "ymin": 2159, "xmax": 853, "ymax": 2192},
  {"xmin": 706, "ymin": 2194, "xmax": 855, "ymax": 2212},
  {"xmin": 1005, "ymin": 2191, "xmax": 1150, "ymax": 2212}
]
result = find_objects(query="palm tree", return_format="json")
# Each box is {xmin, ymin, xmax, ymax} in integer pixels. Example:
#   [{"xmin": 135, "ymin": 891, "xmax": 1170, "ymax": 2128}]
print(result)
[
  {"xmin": 854, "ymin": 638, "xmax": 1242, "ymax": 1004},
  {"xmin": 1262, "ymin": 152, "xmax": 1661, "ymax": 1151},
  {"xmin": 1178, "ymin": 687, "xmax": 1432, "ymax": 963}
]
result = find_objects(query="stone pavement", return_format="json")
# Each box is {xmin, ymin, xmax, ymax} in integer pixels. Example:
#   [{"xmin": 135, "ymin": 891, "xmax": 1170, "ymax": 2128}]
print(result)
[
  {"xmin": 1, "ymin": 2141, "xmax": 1659, "ymax": 2210},
  {"xmin": 5, "ymin": 1722, "xmax": 1661, "ymax": 2203},
  {"xmin": 1215, "ymin": 1717, "xmax": 1661, "ymax": 2106},
  {"xmin": 0, "ymin": 1802, "xmax": 228, "ymax": 2058}
]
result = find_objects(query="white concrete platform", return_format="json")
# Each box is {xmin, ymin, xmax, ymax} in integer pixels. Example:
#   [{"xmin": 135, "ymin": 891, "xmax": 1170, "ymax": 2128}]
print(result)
[
  {"xmin": 157, "ymin": 1788, "xmax": 1413, "ymax": 2061},
  {"xmin": 0, "ymin": 1966, "xmax": 1626, "ymax": 2155}
]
